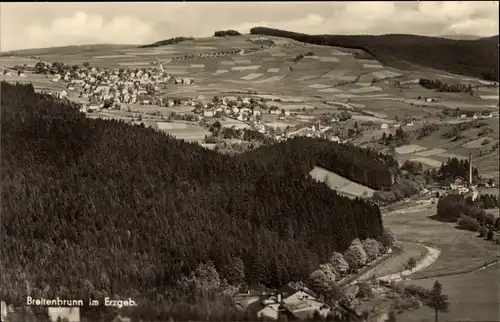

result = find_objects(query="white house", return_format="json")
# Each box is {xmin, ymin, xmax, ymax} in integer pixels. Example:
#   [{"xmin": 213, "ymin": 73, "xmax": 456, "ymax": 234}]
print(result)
[
  {"xmin": 48, "ymin": 307, "xmax": 80, "ymax": 322},
  {"xmin": 59, "ymin": 90, "xmax": 68, "ymax": 98},
  {"xmin": 203, "ymin": 110, "xmax": 215, "ymax": 117},
  {"xmin": 393, "ymin": 123, "xmax": 401, "ymax": 128},
  {"xmin": 406, "ymin": 121, "xmax": 414, "ymax": 126},
  {"xmin": 331, "ymin": 136, "xmax": 341, "ymax": 143},
  {"xmin": 380, "ymin": 123, "xmax": 389, "ymax": 129}
]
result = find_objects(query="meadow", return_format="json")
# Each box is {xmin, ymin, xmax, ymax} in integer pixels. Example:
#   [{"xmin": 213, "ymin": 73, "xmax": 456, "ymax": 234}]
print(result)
[
  {"xmin": 383, "ymin": 204, "xmax": 500, "ymax": 277},
  {"xmin": 402, "ymin": 263, "xmax": 500, "ymax": 322}
]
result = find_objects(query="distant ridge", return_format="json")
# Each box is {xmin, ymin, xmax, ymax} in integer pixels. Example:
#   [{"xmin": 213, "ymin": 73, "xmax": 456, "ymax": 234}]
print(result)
[
  {"xmin": 250, "ymin": 27, "xmax": 499, "ymax": 81},
  {"xmin": 439, "ymin": 34, "xmax": 482, "ymax": 41}
]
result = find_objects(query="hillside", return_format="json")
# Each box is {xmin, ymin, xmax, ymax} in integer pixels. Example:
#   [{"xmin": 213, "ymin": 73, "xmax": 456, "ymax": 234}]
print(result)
[
  {"xmin": 250, "ymin": 27, "xmax": 499, "ymax": 81},
  {"xmin": 0, "ymin": 82, "xmax": 391, "ymax": 318}
]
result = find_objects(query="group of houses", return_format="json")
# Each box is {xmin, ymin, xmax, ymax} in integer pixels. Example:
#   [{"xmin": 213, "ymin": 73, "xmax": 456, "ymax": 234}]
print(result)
[
  {"xmin": 234, "ymin": 282, "xmax": 333, "ymax": 320},
  {"xmin": 46, "ymin": 64, "xmax": 194, "ymax": 109}
]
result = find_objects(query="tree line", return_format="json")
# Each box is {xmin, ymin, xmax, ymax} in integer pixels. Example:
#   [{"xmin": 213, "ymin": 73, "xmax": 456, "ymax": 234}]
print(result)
[
  {"xmin": 434, "ymin": 157, "xmax": 479, "ymax": 185},
  {"xmin": 138, "ymin": 37, "xmax": 195, "ymax": 48},
  {"xmin": 213, "ymin": 30, "xmax": 241, "ymax": 37},
  {"xmin": 249, "ymin": 27, "xmax": 498, "ymax": 81},
  {"xmin": 1, "ymin": 82, "xmax": 393, "ymax": 320},
  {"xmin": 418, "ymin": 78, "xmax": 475, "ymax": 94}
]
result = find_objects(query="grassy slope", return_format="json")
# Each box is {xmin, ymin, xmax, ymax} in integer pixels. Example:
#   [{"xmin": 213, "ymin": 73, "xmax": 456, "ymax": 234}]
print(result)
[
  {"xmin": 403, "ymin": 263, "xmax": 500, "ymax": 322},
  {"xmin": 249, "ymin": 27, "xmax": 499, "ymax": 81},
  {"xmin": 384, "ymin": 204, "xmax": 499, "ymax": 277}
]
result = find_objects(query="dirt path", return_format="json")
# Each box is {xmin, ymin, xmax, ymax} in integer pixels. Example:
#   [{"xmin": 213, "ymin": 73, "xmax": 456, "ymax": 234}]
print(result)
[{"xmin": 377, "ymin": 245, "xmax": 441, "ymax": 282}]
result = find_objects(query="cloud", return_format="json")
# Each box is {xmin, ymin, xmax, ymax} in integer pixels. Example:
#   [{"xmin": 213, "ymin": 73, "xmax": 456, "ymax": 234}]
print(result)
[
  {"xmin": 1, "ymin": 2, "xmax": 498, "ymax": 51},
  {"xmin": 2, "ymin": 11, "xmax": 155, "ymax": 51}
]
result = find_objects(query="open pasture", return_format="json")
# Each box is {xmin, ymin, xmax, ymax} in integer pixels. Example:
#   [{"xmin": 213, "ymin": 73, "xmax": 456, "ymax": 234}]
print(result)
[
  {"xmin": 395, "ymin": 144, "xmax": 428, "ymax": 155},
  {"xmin": 220, "ymin": 118, "xmax": 251, "ymax": 129},
  {"xmin": 384, "ymin": 204, "xmax": 499, "ymax": 278},
  {"xmin": 462, "ymin": 137, "xmax": 495, "ymax": 149},
  {"xmin": 157, "ymin": 123, "xmax": 210, "ymax": 142},
  {"xmin": 409, "ymin": 157, "xmax": 442, "ymax": 168},
  {"xmin": 309, "ymin": 165, "xmax": 375, "ymax": 198},
  {"xmin": 403, "ymin": 263, "xmax": 500, "ymax": 322},
  {"xmin": 414, "ymin": 148, "xmax": 447, "ymax": 157}
]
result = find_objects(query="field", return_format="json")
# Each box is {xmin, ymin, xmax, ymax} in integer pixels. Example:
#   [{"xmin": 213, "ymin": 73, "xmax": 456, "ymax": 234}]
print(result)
[
  {"xmin": 366, "ymin": 242, "xmax": 429, "ymax": 278},
  {"xmin": 2, "ymin": 33, "xmax": 498, "ymax": 177},
  {"xmin": 384, "ymin": 203, "xmax": 500, "ymax": 278},
  {"xmin": 309, "ymin": 165, "xmax": 375, "ymax": 198},
  {"xmin": 402, "ymin": 263, "xmax": 500, "ymax": 322}
]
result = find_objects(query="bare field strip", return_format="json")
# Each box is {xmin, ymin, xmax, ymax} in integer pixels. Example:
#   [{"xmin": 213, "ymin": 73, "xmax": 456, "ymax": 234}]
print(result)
[
  {"xmin": 317, "ymin": 88, "xmax": 342, "ymax": 93},
  {"xmin": 479, "ymin": 95, "xmax": 499, "ymax": 100},
  {"xmin": 252, "ymin": 75, "xmax": 286, "ymax": 84},
  {"xmin": 319, "ymin": 57, "xmax": 340, "ymax": 62},
  {"xmin": 231, "ymin": 65, "xmax": 260, "ymax": 71},
  {"xmin": 241, "ymin": 73, "xmax": 264, "ymax": 80},
  {"xmin": 267, "ymin": 68, "xmax": 280, "ymax": 73},
  {"xmin": 351, "ymin": 115, "xmax": 390, "ymax": 123},
  {"xmin": 270, "ymin": 52, "xmax": 287, "ymax": 57},
  {"xmin": 254, "ymin": 95, "xmax": 304, "ymax": 102},
  {"xmin": 156, "ymin": 122, "xmax": 189, "ymax": 130},
  {"xmin": 331, "ymin": 50, "xmax": 352, "ymax": 56},
  {"xmin": 231, "ymin": 57, "xmax": 252, "ymax": 64},
  {"xmin": 297, "ymin": 75, "xmax": 321, "ymax": 81},
  {"xmin": 93, "ymin": 55, "xmax": 132, "ymax": 59},
  {"xmin": 213, "ymin": 70, "xmax": 229, "ymax": 75},
  {"xmin": 462, "ymin": 137, "xmax": 494, "ymax": 148},
  {"xmin": 349, "ymin": 86, "xmax": 383, "ymax": 93},
  {"xmin": 395, "ymin": 144, "xmax": 428, "ymax": 155},
  {"xmin": 372, "ymin": 70, "xmax": 402, "ymax": 78},
  {"xmin": 190, "ymin": 64, "xmax": 205, "ymax": 68},
  {"xmin": 308, "ymin": 84, "xmax": 331, "ymax": 89},
  {"xmin": 362, "ymin": 63, "xmax": 383, "ymax": 69},
  {"xmin": 118, "ymin": 62, "xmax": 153, "ymax": 66},
  {"xmin": 219, "ymin": 61, "xmax": 236, "ymax": 66},
  {"xmin": 415, "ymin": 148, "xmax": 447, "ymax": 157},
  {"xmin": 410, "ymin": 157, "xmax": 442, "ymax": 167},
  {"xmin": 400, "ymin": 79, "xmax": 420, "ymax": 84}
]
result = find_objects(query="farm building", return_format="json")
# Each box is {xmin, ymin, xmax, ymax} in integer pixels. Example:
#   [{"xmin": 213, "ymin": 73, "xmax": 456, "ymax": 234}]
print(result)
[
  {"xmin": 380, "ymin": 123, "xmax": 389, "ymax": 129},
  {"xmin": 203, "ymin": 110, "xmax": 215, "ymax": 117}
]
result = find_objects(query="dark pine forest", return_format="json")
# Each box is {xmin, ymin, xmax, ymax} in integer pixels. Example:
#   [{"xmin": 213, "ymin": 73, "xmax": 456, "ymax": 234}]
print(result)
[
  {"xmin": 249, "ymin": 27, "xmax": 499, "ymax": 82},
  {"xmin": 1, "ymin": 82, "xmax": 394, "ymax": 318}
]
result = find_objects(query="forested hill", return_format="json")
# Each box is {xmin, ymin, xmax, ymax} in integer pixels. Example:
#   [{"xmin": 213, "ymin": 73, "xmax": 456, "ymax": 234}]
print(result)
[
  {"xmin": 1, "ymin": 82, "xmax": 387, "ymax": 308},
  {"xmin": 250, "ymin": 27, "xmax": 499, "ymax": 81}
]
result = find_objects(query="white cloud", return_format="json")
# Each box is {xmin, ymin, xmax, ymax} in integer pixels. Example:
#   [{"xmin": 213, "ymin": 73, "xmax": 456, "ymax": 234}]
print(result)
[{"xmin": 2, "ymin": 11, "xmax": 155, "ymax": 51}]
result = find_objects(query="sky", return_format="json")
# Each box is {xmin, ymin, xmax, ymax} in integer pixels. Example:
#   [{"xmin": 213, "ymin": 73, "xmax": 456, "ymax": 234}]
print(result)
[{"xmin": 1, "ymin": 1, "xmax": 499, "ymax": 51}]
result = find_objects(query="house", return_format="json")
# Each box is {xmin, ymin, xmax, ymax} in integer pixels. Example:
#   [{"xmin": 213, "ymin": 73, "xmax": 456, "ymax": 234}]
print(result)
[
  {"xmin": 59, "ymin": 90, "xmax": 68, "ymax": 98},
  {"xmin": 393, "ymin": 123, "xmax": 401, "ymax": 128},
  {"xmin": 380, "ymin": 123, "xmax": 389, "ymax": 129},
  {"xmin": 460, "ymin": 114, "xmax": 467, "ymax": 119},
  {"xmin": 406, "ymin": 121, "xmax": 414, "ymax": 126},
  {"xmin": 48, "ymin": 307, "xmax": 80, "ymax": 322},
  {"xmin": 203, "ymin": 110, "xmax": 215, "ymax": 118},
  {"xmin": 331, "ymin": 136, "xmax": 341, "ymax": 143}
]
